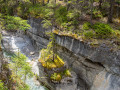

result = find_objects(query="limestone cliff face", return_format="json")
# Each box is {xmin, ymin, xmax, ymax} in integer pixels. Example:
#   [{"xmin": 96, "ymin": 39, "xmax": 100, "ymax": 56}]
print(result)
[
  {"xmin": 92, "ymin": 71, "xmax": 120, "ymax": 90},
  {"xmin": 54, "ymin": 34, "xmax": 120, "ymax": 90},
  {"xmin": 27, "ymin": 18, "xmax": 49, "ymax": 50},
  {"xmin": 27, "ymin": 18, "xmax": 78, "ymax": 90},
  {"xmin": 27, "ymin": 18, "xmax": 120, "ymax": 90}
]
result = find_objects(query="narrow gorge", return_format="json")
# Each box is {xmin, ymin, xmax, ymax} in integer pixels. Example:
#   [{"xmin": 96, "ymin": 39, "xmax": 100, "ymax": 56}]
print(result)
[
  {"xmin": 1, "ymin": 16, "xmax": 120, "ymax": 90},
  {"xmin": 0, "ymin": 0, "xmax": 120, "ymax": 90},
  {"xmin": 22, "ymin": 18, "xmax": 120, "ymax": 90}
]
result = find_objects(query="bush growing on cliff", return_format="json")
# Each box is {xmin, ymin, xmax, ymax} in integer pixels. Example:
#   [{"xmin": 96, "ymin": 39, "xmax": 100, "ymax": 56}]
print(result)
[
  {"xmin": 83, "ymin": 22, "xmax": 91, "ymax": 30},
  {"xmin": 55, "ymin": 6, "xmax": 68, "ymax": 25},
  {"xmin": 39, "ymin": 49, "xmax": 64, "ymax": 69},
  {"xmin": 0, "ymin": 80, "xmax": 7, "ymax": 90},
  {"xmin": 50, "ymin": 69, "xmax": 71, "ymax": 81},
  {"xmin": 82, "ymin": 22, "xmax": 113, "ymax": 39},
  {"xmin": 93, "ymin": 9, "xmax": 103, "ymax": 19},
  {"xmin": 84, "ymin": 31, "xmax": 95, "ymax": 39},
  {"xmin": 63, "ymin": 69, "xmax": 71, "ymax": 77},
  {"xmin": 29, "ymin": 4, "xmax": 44, "ymax": 18},
  {"xmin": 50, "ymin": 73, "xmax": 62, "ymax": 81},
  {"xmin": 93, "ymin": 23, "xmax": 113, "ymax": 38}
]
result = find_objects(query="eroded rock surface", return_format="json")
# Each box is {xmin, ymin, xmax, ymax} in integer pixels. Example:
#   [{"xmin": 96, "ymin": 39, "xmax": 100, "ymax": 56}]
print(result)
[
  {"xmin": 54, "ymin": 34, "xmax": 120, "ymax": 90},
  {"xmin": 27, "ymin": 18, "xmax": 49, "ymax": 50},
  {"xmin": 22, "ymin": 17, "xmax": 120, "ymax": 90}
]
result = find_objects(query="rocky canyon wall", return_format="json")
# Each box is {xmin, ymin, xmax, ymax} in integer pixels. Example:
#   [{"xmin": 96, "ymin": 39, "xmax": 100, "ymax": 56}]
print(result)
[
  {"xmin": 54, "ymin": 34, "xmax": 120, "ymax": 90},
  {"xmin": 27, "ymin": 18, "xmax": 120, "ymax": 90},
  {"xmin": 27, "ymin": 18, "xmax": 50, "ymax": 50}
]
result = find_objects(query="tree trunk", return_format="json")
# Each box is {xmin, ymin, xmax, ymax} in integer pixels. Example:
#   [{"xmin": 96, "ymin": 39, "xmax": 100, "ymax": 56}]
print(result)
[
  {"xmin": 43, "ymin": 0, "xmax": 45, "ymax": 6},
  {"xmin": 66, "ymin": 0, "xmax": 69, "ymax": 11},
  {"xmin": 117, "ymin": 3, "xmax": 119, "ymax": 18},
  {"xmin": 108, "ymin": 0, "xmax": 115, "ymax": 23},
  {"xmin": 48, "ymin": 0, "xmax": 49, "ymax": 4},
  {"xmin": 24, "ymin": 74, "xmax": 26, "ymax": 83},
  {"xmin": 99, "ymin": 0, "xmax": 102, "ymax": 10},
  {"xmin": 55, "ymin": 0, "xmax": 56, "ymax": 4},
  {"xmin": 90, "ymin": 0, "xmax": 94, "ymax": 25}
]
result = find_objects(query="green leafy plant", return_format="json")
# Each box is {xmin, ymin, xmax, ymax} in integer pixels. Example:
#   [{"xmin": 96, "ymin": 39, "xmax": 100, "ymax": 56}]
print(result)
[
  {"xmin": 1, "ymin": 15, "xmax": 30, "ymax": 31},
  {"xmin": 42, "ymin": 19, "xmax": 52, "ymax": 29},
  {"xmin": 50, "ymin": 73, "xmax": 62, "ymax": 81},
  {"xmin": 0, "ymin": 80, "xmax": 7, "ymax": 90},
  {"xmin": 63, "ymin": 69, "xmax": 71, "ymax": 77},
  {"xmin": 93, "ymin": 23, "xmax": 113, "ymax": 38},
  {"xmin": 83, "ymin": 22, "xmax": 91, "ymax": 30},
  {"xmin": 6, "ymin": 24, "xmax": 17, "ymax": 30},
  {"xmin": 9, "ymin": 52, "xmax": 33, "ymax": 83},
  {"xmin": 29, "ymin": 4, "xmax": 44, "ymax": 18},
  {"xmin": 55, "ymin": 6, "xmax": 68, "ymax": 25},
  {"xmin": 84, "ymin": 31, "xmax": 95, "ymax": 39},
  {"xmin": 93, "ymin": 9, "xmax": 103, "ymax": 19}
]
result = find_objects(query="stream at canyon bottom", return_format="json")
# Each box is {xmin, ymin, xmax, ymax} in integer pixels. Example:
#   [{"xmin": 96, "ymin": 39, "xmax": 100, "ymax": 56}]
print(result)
[{"xmin": 2, "ymin": 31, "xmax": 48, "ymax": 90}]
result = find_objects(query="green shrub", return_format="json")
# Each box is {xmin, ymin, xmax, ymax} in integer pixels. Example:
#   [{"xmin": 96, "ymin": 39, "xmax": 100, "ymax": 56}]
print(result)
[
  {"xmin": 84, "ymin": 31, "xmax": 95, "ymax": 39},
  {"xmin": 2, "ymin": 15, "xmax": 31, "ymax": 31},
  {"xmin": 83, "ymin": 22, "xmax": 91, "ymax": 30},
  {"xmin": 50, "ymin": 73, "xmax": 62, "ymax": 81},
  {"xmin": 63, "ymin": 69, "xmax": 71, "ymax": 77},
  {"xmin": 55, "ymin": 6, "xmax": 68, "ymax": 25},
  {"xmin": 29, "ymin": 4, "xmax": 44, "ymax": 18},
  {"xmin": 0, "ymin": 80, "xmax": 4, "ymax": 90},
  {"xmin": 93, "ymin": 23, "xmax": 113, "ymax": 38},
  {"xmin": 0, "ymin": 80, "xmax": 7, "ymax": 90},
  {"xmin": 6, "ymin": 24, "xmax": 17, "ymax": 30},
  {"xmin": 93, "ymin": 9, "xmax": 103, "ymax": 19},
  {"xmin": 113, "ymin": 30, "xmax": 120, "ymax": 38}
]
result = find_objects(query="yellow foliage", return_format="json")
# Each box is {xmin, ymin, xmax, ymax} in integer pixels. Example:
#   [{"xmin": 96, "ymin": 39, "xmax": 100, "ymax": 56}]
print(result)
[
  {"xmin": 37, "ymin": 0, "xmax": 48, "ymax": 4},
  {"xmin": 50, "ymin": 73, "xmax": 62, "ymax": 81},
  {"xmin": 72, "ymin": 34, "xmax": 78, "ymax": 39},
  {"xmin": 53, "ymin": 30, "xmax": 79, "ymax": 40},
  {"xmin": 16, "ymin": 6, "xmax": 22, "ymax": 17},
  {"xmin": 39, "ymin": 49, "xmax": 64, "ymax": 69},
  {"xmin": 64, "ymin": 69, "xmax": 71, "ymax": 77},
  {"xmin": 53, "ymin": 30, "xmax": 59, "ymax": 34},
  {"xmin": 115, "ymin": 30, "xmax": 120, "ymax": 38},
  {"xmin": 0, "ymin": 46, "xmax": 2, "ymax": 51}
]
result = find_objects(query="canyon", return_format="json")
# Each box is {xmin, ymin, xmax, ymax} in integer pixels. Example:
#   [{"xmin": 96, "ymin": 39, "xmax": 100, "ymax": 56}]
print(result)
[
  {"xmin": 1, "ymin": 17, "xmax": 120, "ymax": 90},
  {"xmin": 26, "ymin": 18, "xmax": 120, "ymax": 90}
]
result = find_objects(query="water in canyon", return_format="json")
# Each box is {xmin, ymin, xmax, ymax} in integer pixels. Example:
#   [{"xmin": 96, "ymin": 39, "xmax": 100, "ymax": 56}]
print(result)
[{"xmin": 2, "ymin": 30, "xmax": 47, "ymax": 90}]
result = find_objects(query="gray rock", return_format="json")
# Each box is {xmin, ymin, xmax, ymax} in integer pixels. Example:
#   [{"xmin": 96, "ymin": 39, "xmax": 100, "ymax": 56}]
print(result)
[
  {"xmin": 91, "ymin": 70, "xmax": 120, "ymax": 90},
  {"xmin": 54, "ymin": 34, "xmax": 120, "ymax": 75},
  {"xmin": 26, "ymin": 18, "xmax": 50, "ymax": 50},
  {"xmin": 54, "ymin": 34, "xmax": 120, "ymax": 90}
]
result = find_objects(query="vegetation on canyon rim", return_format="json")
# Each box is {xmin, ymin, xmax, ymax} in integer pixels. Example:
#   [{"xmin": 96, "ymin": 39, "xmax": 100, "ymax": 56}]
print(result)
[
  {"xmin": 0, "ymin": 0, "xmax": 120, "ymax": 40},
  {"xmin": 0, "ymin": 0, "xmax": 120, "ymax": 89},
  {"xmin": 0, "ymin": 14, "xmax": 31, "ymax": 31}
]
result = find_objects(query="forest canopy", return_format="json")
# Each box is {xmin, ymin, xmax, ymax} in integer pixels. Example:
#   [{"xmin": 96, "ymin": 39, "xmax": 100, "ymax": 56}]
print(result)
[{"xmin": 0, "ymin": 0, "xmax": 120, "ymax": 40}]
